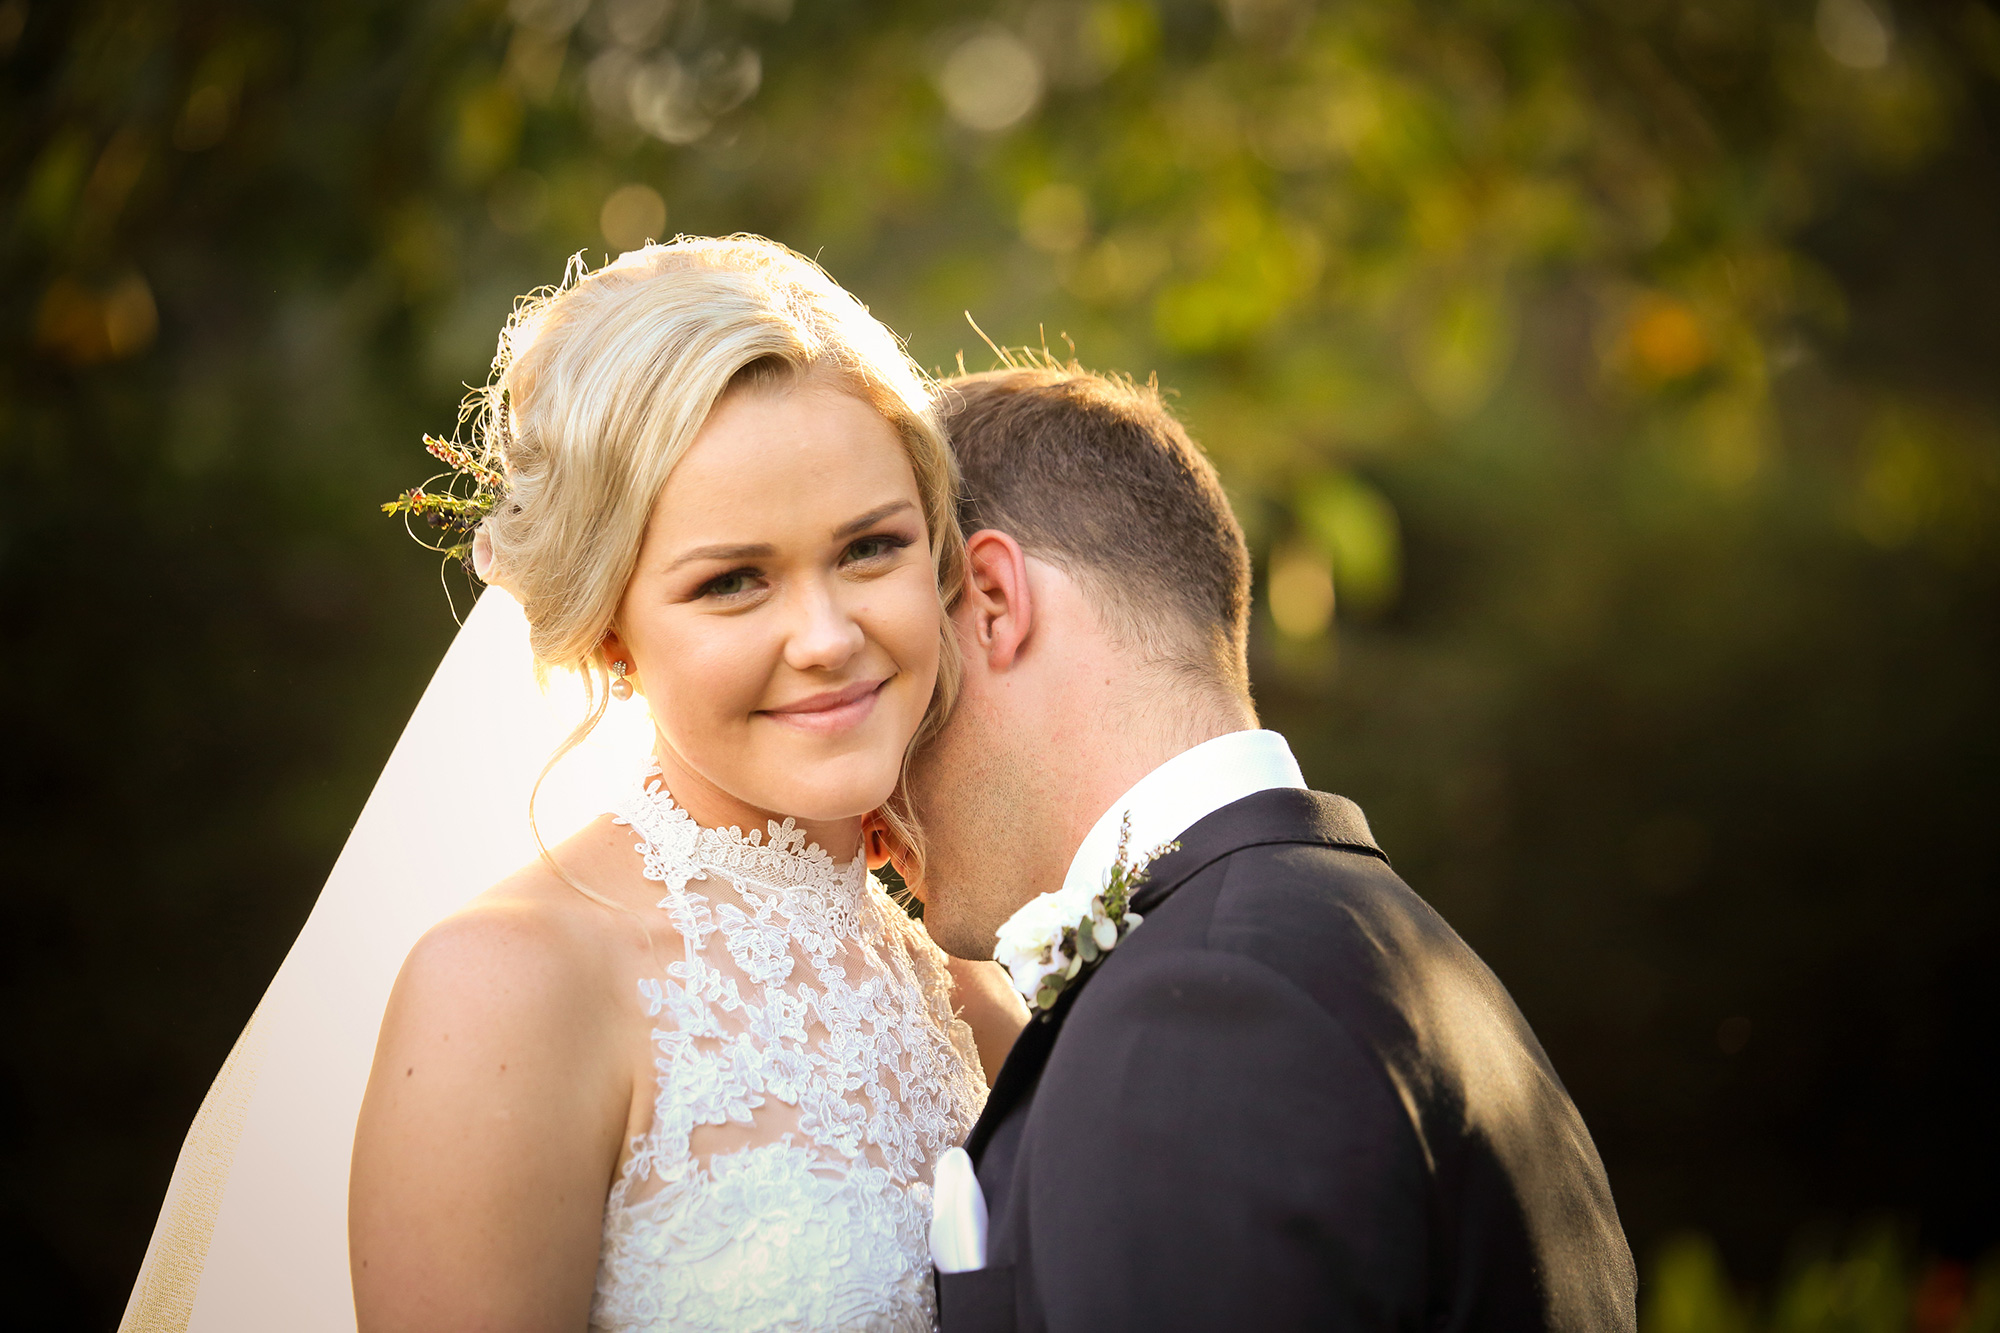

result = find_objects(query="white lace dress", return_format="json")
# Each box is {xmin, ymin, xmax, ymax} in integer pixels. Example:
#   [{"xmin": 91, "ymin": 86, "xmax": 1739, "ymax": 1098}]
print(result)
[{"xmin": 589, "ymin": 769, "xmax": 987, "ymax": 1333}]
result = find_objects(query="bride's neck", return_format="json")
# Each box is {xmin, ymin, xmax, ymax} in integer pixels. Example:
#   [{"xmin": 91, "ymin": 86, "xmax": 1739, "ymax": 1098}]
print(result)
[{"xmin": 648, "ymin": 745, "xmax": 865, "ymax": 863}]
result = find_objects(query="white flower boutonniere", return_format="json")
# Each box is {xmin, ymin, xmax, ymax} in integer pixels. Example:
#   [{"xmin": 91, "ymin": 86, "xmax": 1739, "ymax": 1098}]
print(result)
[{"xmin": 994, "ymin": 814, "xmax": 1179, "ymax": 1018}]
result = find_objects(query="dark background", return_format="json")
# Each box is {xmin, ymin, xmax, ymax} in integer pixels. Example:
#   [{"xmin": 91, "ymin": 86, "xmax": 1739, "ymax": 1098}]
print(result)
[{"xmin": 4, "ymin": 0, "xmax": 1997, "ymax": 1328}]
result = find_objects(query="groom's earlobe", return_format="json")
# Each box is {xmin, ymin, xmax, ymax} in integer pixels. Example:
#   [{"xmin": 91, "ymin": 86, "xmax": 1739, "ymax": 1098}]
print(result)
[{"xmin": 964, "ymin": 529, "xmax": 1032, "ymax": 669}]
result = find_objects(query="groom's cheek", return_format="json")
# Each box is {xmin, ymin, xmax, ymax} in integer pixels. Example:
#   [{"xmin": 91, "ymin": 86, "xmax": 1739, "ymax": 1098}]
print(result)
[{"xmin": 895, "ymin": 852, "xmax": 929, "ymax": 904}]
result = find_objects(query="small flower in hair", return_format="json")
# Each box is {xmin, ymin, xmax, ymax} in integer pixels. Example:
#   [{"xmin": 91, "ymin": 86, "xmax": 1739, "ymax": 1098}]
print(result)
[{"xmin": 382, "ymin": 433, "xmax": 509, "ymax": 578}]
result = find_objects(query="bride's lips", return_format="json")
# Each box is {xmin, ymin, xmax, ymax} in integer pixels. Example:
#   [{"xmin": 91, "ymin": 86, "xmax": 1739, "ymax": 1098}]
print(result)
[{"xmin": 758, "ymin": 677, "xmax": 889, "ymax": 736}]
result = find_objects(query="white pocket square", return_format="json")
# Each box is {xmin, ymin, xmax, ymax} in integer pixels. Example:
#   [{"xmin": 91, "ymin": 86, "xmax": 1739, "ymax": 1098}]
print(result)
[{"xmin": 929, "ymin": 1146, "xmax": 988, "ymax": 1274}]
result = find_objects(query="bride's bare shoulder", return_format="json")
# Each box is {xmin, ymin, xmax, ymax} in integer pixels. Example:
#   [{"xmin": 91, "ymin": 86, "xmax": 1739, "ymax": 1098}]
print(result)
[
  {"xmin": 383, "ymin": 813, "xmax": 647, "ymax": 1036},
  {"xmin": 354, "ymin": 814, "xmax": 642, "ymax": 1289}
]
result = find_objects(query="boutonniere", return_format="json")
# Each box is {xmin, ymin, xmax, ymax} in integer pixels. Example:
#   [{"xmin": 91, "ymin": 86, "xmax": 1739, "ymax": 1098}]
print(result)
[{"xmin": 994, "ymin": 814, "xmax": 1179, "ymax": 1019}]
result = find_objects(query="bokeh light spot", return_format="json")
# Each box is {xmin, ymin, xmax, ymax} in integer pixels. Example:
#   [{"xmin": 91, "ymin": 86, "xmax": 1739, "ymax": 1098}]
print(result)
[
  {"xmin": 1818, "ymin": 0, "xmax": 1894, "ymax": 70},
  {"xmin": 600, "ymin": 183, "xmax": 666, "ymax": 253},
  {"xmin": 1628, "ymin": 295, "xmax": 1711, "ymax": 382},
  {"xmin": 1268, "ymin": 543, "xmax": 1335, "ymax": 639},
  {"xmin": 938, "ymin": 27, "xmax": 1043, "ymax": 132},
  {"xmin": 1019, "ymin": 183, "xmax": 1089, "ymax": 253},
  {"xmin": 35, "ymin": 272, "xmax": 157, "ymax": 365},
  {"xmin": 175, "ymin": 84, "xmax": 234, "ymax": 152}
]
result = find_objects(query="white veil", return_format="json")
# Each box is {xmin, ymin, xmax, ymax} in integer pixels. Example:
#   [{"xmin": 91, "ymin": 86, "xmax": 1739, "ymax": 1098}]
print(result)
[{"xmin": 119, "ymin": 589, "xmax": 654, "ymax": 1333}]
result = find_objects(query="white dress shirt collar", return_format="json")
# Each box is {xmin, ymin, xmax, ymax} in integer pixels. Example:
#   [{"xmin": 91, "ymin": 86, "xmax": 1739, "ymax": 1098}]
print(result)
[{"xmin": 1057, "ymin": 729, "xmax": 1306, "ymax": 903}]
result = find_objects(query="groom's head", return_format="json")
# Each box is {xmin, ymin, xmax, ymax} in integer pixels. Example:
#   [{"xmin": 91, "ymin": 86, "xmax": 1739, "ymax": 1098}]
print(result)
[{"xmin": 908, "ymin": 364, "xmax": 1256, "ymax": 959}]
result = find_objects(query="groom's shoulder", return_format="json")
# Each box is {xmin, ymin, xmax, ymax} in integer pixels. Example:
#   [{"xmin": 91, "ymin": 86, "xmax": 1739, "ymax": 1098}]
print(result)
[
  {"xmin": 1134, "ymin": 787, "xmax": 1462, "ymax": 999},
  {"xmin": 1213, "ymin": 803, "xmax": 1466, "ymax": 990},
  {"xmin": 1121, "ymin": 786, "xmax": 1556, "ymax": 1102}
]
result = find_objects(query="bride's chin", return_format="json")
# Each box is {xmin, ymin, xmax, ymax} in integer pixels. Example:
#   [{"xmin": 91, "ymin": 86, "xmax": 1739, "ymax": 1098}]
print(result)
[
  {"xmin": 746, "ymin": 737, "xmax": 917, "ymax": 826},
  {"xmin": 751, "ymin": 764, "xmax": 901, "ymax": 830},
  {"xmin": 781, "ymin": 790, "xmax": 897, "ymax": 828}
]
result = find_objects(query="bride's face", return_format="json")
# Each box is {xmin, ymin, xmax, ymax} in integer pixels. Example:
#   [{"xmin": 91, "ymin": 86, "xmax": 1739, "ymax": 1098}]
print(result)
[{"xmin": 605, "ymin": 378, "xmax": 940, "ymax": 831}]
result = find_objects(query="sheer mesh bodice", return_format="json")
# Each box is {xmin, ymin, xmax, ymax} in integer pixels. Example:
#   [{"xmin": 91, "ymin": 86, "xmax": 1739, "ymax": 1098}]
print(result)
[{"xmin": 590, "ymin": 769, "xmax": 987, "ymax": 1333}]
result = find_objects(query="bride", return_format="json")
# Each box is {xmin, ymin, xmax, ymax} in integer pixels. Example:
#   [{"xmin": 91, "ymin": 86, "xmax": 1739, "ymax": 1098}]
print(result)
[{"xmin": 124, "ymin": 236, "xmax": 1025, "ymax": 1332}]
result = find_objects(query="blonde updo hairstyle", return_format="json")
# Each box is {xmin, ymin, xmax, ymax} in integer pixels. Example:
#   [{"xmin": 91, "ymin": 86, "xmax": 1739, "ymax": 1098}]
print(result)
[{"xmin": 469, "ymin": 235, "xmax": 964, "ymax": 876}]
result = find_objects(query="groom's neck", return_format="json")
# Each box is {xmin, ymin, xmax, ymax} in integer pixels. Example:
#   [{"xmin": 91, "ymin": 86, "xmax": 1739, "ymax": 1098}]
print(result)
[{"xmin": 1043, "ymin": 666, "xmax": 1259, "ymax": 880}]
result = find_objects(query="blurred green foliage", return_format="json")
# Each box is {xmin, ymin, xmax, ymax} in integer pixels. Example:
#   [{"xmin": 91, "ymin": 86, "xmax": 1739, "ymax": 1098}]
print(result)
[
  {"xmin": 1645, "ymin": 1227, "xmax": 2000, "ymax": 1333},
  {"xmin": 3, "ymin": 0, "xmax": 1998, "ymax": 1325}
]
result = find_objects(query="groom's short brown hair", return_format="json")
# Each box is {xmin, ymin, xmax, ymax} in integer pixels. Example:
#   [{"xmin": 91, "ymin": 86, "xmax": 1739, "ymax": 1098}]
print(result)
[{"xmin": 939, "ymin": 365, "xmax": 1251, "ymax": 696}]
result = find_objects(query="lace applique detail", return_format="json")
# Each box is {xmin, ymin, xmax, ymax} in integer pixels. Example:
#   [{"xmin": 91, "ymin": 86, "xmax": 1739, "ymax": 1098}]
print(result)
[{"xmin": 590, "ymin": 768, "xmax": 986, "ymax": 1333}]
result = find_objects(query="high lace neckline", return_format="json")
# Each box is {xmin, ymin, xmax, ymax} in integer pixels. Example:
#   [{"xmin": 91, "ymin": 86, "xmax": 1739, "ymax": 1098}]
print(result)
[{"xmin": 618, "ymin": 762, "xmax": 869, "ymax": 906}]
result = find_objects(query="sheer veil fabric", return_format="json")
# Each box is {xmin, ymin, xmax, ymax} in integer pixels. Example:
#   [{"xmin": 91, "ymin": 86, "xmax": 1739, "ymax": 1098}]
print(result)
[{"xmin": 120, "ymin": 590, "xmax": 654, "ymax": 1333}]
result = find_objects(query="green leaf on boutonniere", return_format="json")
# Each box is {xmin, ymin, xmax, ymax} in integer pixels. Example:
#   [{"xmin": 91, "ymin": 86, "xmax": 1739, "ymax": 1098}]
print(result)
[{"xmin": 1000, "ymin": 812, "xmax": 1181, "ymax": 1022}]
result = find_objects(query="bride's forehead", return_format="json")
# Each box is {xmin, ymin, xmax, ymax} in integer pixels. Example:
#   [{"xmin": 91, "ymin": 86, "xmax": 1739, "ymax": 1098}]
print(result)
[
  {"xmin": 685, "ymin": 379, "xmax": 899, "ymax": 462},
  {"xmin": 645, "ymin": 396, "xmax": 919, "ymax": 539}
]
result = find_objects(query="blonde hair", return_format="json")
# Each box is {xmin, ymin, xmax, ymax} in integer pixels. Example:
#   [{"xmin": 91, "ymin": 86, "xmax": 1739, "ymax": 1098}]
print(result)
[{"xmin": 465, "ymin": 235, "xmax": 964, "ymax": 881}]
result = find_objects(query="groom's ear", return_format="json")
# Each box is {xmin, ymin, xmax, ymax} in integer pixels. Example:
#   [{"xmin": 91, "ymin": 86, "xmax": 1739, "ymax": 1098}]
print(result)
[{"xmin": 962, "ymin": 528, "xmax": 1033, "ymax": 670}]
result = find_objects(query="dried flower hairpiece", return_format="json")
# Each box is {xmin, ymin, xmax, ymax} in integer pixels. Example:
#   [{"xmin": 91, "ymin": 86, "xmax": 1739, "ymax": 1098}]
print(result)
[{"xmin": 381, "ymin": 433, "xmax": 508, "ymax": 577}]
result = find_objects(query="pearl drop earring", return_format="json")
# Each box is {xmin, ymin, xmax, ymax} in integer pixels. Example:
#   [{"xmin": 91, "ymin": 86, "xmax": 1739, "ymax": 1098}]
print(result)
[{"xmin": 609, "ymin": 659, "xmax": 633, "ymax": 701}]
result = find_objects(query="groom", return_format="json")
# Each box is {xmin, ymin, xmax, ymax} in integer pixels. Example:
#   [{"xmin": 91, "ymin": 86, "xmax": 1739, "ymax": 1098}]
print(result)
[{"xmin": 911, "ymin": 365, "xmax": 1638, "ymax": 1331}]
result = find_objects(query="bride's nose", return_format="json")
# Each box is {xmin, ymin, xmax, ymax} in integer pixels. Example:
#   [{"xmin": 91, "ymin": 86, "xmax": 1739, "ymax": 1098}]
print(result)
[{"xmin": 780, "ymin": 579, "xmax": 866, "ymax": 672}]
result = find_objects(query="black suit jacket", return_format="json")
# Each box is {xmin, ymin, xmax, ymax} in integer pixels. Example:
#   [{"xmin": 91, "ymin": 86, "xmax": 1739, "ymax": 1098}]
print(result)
[{"xmin": 939, "ymin": 788, "xmax": 1636, "ymax": 1333}]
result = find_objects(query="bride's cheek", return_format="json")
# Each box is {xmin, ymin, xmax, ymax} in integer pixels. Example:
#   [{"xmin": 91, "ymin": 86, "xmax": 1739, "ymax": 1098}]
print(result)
[{"xmin": 885, "ymin": 567, "xmax": 943, "ymax": 674}]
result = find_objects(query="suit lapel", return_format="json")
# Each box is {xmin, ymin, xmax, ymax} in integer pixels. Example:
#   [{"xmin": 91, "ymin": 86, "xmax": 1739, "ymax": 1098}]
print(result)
[
  {"xmin": 961, "ymin": 788, "xmax": 1385, "ymax": 1166},
  {"xmin": 964, "ymin": 983, "xmax": 1070, "ymax": 1163},
  {"xmin": 1130, "ymin": 787, "xmax": 1384, "ymax": 916}
]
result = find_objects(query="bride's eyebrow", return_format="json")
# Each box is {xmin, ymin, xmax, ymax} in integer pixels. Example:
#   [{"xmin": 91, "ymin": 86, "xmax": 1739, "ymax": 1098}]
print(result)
[
  {"xmin": 833, "ymin": 500, "xmax": 917, "ymax": 540},
  {"xmin": 665, "ymin": 541, "xmax": 775, "ymax": 572}
]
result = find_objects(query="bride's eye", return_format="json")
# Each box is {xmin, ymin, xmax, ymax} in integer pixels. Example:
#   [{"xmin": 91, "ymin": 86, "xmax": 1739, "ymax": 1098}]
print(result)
[
  {"xmin": 842, "ymin": 533, "xmax": 912, "ymax": 566},
  {"xmin": 697, "ymin": 568, "xmax": 760, "ymax": 599}
]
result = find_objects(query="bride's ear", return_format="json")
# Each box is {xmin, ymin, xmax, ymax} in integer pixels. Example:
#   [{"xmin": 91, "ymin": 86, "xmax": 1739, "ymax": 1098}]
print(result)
[
  {"xmin": 598, "ymin": 629, "xmax": 643, "ymax": 700},
  {"xmin": 599, "ymin": 629, "xmax": 633, "ymax": 673},
  {"xmin": 860, "ymin": 811, "xmax": 895, "ymax": 871},
  {"xmin": 861, "ymin": 813, "xmax": 924, "ymax": 899},
  {"xmin": 962, "ymin": 528, "xmax": 1032, "ymax": 669}
]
